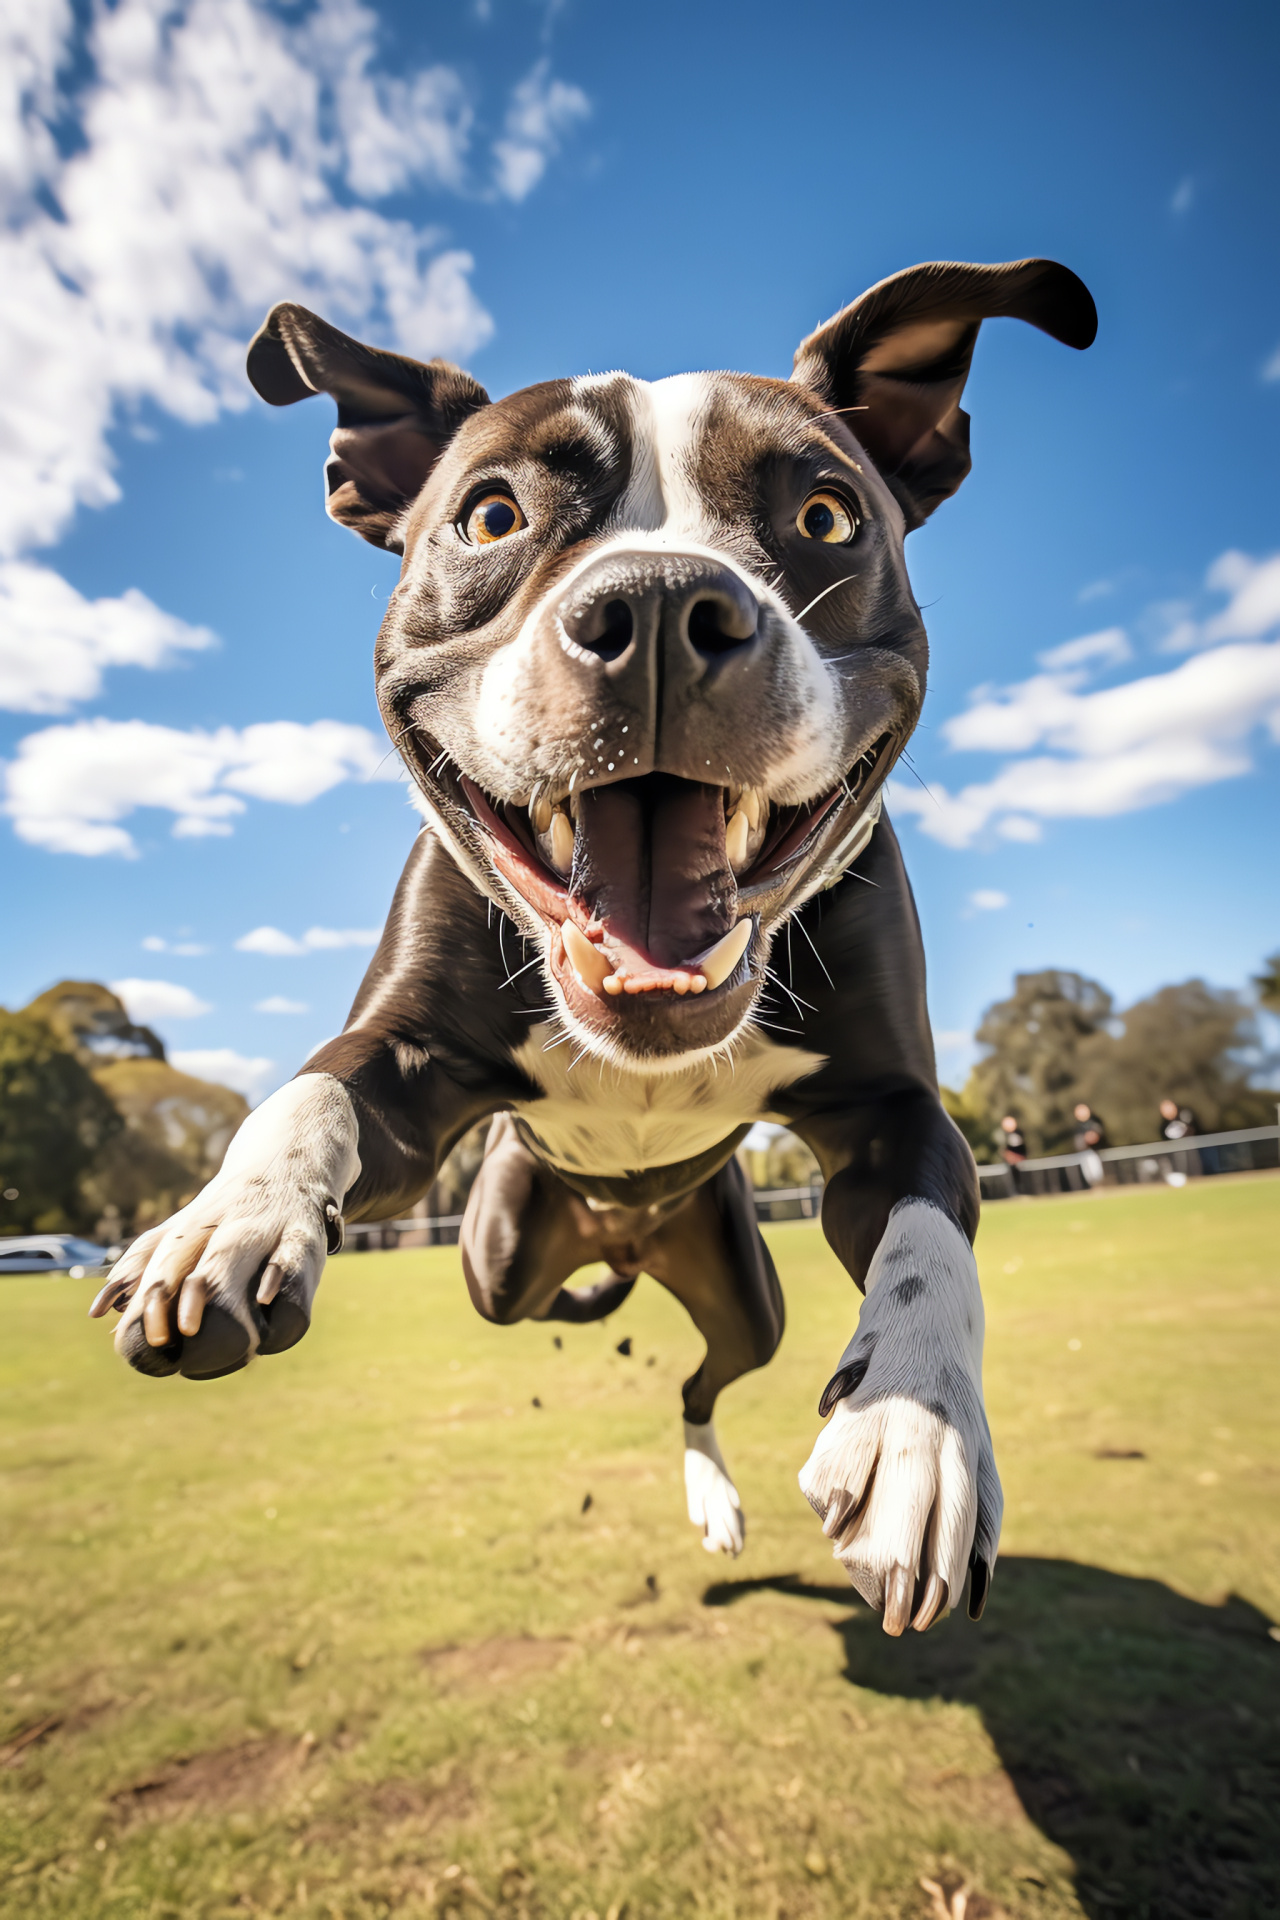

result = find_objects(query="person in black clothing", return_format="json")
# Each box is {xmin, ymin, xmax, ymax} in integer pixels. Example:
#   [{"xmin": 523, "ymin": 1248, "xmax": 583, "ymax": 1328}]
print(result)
[
  {"xmin": 996, "ymin": 1114, "xmax": 1026, "ymax": 1165},
  {"xmin": 1159, "ymin": 1098, "xmax": 1199, "ymax": 1141},
  {"xmin": 1071, "ymin": 1102, "xmax": 1107, "ymax": 1188},
  {"xmin": 1160, "ymin": 1097, "xmax": 1211, "ymax": 1177}
]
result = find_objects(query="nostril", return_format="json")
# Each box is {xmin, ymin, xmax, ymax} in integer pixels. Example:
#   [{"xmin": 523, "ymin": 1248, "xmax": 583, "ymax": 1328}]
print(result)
[
  {"xmin": 565, "ymin": 595, "xmax": 634, "ymax": 662},
  {"xmin": 687, "ymin": 595, "xmax": 757, "ymax": 657},
  {"xmin": 594, "ymin": 599, "xmax": 634, "ymax": 661}
]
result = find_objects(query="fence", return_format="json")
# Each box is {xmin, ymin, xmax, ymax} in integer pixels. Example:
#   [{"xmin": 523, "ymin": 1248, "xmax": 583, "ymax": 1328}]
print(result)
[
  {"xmin": 973, "ymin": 1120, "xmax": 1280, "ymax": 1200},
  {"xmin": 343, "ymin": 1120, "xmax": 1280, "ymax": 1250}
]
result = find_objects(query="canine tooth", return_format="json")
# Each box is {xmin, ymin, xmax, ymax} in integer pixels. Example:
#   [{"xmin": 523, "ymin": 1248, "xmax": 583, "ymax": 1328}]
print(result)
[
  {"xmin": 741, "ymin": 788, "xmax": 762, "ymax": 832},
  {"xmin": 550, "ymin": 810, "xmax": 575, "ymax": 873},
  {"xmin": 530, "ymin": 792, "xmax": 552, "ymax": 834},
  {"xmin": 563, "ymin": 921, "xmax": 609, "ymax": 993},
  {"xmin": 725, "ymin": 809, "xmax": 750, "ymax": 870},
  {"xmin": 698, "ymin": 919, "xmax": 753, "ymax": 990}
]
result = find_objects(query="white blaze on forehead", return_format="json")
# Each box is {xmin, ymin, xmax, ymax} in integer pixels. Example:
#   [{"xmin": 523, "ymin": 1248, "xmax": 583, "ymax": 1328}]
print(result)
[{"xmin": 585, "ymin": 372, "xmax": 714, "ymax": 536}]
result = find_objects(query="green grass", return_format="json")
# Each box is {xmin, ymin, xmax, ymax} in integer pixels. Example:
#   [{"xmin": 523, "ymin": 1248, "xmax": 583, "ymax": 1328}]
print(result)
[{"xmin": 1, "ymin": 1176, "xmax": 1278, "ymax": 1920}]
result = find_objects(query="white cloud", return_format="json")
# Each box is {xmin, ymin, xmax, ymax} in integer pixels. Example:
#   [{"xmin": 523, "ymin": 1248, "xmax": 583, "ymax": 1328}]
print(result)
[
  {"xmin": 492, "ymin": 58, "xmax": 589, "ymax": 201},
  {"xmin": 1170, "ymin": 175, "xmax": 1194, "ymax": 215},
  {"xmin": 1037, "ymin": 627, "xmax": 1130, "ymax": 673},
  {"xmin": 0, "ymin": 0, "xmax": 505, "ymax": 556},
  {"xmin": 142, "ymin": 935, "xmax": 209, "ymax": 955},
  {"xmin": 892, "ymin": 631, "xmax": 1280, "ymax": 848},
  {"xmin": 170, "ymin": 1046, "xmax": 276, "ymax": 1104},
  {"xmin": 3, "ymin": 715, "xmax": 399, "ymax": 856},
  {"xmin": 1263, "ymin": 345, "xmax": 1280, "ymax": 384},
  {"xmin": 967, "ymin": 890, "xmax": 1009, "ymax": 912},
  {"xmin": 1201, "ymin": 551, "xmax": 1280, "ymax": 644},
  {"xmin": 109, "ymin": 977, "xmax": 212, "ymax": 1022},
  {"xmin": 0, "ymin": 559, "xmax": 213, "ymax": 712},
  {"xmin": 236, "ymin": 925, "xmax": 381, "ymax": 956},
  {"xmin": 254, "ymin": 995, "xmax": 309, "ymax": 1014},
  {"xmin": 933, "ymin": 1029, "xmax": 972, "ymax": 1051}
]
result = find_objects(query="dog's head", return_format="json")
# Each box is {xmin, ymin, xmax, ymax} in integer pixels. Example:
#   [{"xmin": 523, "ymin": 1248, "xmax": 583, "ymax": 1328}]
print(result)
[{"xmin": 248, "ymin": 259, "xmax": 1094, "ymax": 1068}]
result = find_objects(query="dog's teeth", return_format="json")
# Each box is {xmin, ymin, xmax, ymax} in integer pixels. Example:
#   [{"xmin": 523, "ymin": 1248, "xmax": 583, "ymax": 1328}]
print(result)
[
  {"xmin": 530, "ymin": 792, "xmax": 552, "ymax": 834},
  {"xmin": 741, "ymin": 787, "xmax": 762, "ymax": 832},
  {"xmin": 550, "ymin": 811, "xmax": 575, "ymax": 874},
  {"xmin": 698, "ymin": 919, "xmax": 753, "ymax": 990},
  {"xmin": 725, "ymin": 808, "xmax": 750, "ymax": 870},
  {"xmin": 563, "ymin": 921, "xmax": 609, "ymax": 993}
]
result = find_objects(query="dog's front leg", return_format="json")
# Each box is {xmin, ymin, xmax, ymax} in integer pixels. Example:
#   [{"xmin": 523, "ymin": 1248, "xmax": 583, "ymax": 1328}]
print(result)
[
  {"xmin": 798, "ymin": 1196, "xmax": 1002, "ymax": 1633},
  {"xmin": 89, "ymin": 1074, "xmax": 359, "ymax": 1380}
]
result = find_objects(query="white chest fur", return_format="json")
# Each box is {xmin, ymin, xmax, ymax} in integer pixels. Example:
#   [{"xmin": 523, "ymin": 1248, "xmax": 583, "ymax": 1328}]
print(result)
[{"xmin": 510, "ymin": 1025, "xmax": 827, "ymax": 1177}]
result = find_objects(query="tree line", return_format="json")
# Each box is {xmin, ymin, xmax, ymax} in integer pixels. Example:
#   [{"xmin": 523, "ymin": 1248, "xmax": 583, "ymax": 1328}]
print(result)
[
  {"xmin": 0, "ymin": 981, "xmax": 248, "ymax": 1241},
  {"xmin": 3, "ymin": 956, "xmax": 1276, "ymax": 1241},
  {"xmin": 943, "ymin": 959, "xmax": 1279, "ymax": 1161}
]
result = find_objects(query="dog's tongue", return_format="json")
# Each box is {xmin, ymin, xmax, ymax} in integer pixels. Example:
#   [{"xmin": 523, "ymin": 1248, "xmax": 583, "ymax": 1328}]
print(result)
[{"xmin": 572, "ymin": 776, "xmax": 736, "ymax": 969}]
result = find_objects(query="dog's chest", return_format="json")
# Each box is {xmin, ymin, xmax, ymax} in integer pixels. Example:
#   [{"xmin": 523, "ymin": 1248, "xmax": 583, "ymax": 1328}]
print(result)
[{"xmin": 509, "ymin": 1025, "xmax": 827, "ymax": 1176}]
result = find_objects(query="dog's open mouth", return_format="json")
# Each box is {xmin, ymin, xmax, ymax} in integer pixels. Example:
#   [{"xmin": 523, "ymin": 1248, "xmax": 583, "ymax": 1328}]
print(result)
[{"xmin": 419, "ymin": 741, "xmax": 889, "ymax": 1007}]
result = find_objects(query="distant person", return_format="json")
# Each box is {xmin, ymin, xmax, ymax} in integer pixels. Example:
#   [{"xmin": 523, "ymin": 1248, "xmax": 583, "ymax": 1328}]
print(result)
[
  {"xmin": 1159, "ymin": 1098, "xmax": 1199, "ymax": 1141},
  {"xmin": 1072, "ymin": 1102, "xmax": 1108, "ymax": 1151},
  {"xmin": 1072, "ymin": 1102, "xmax": 1107, "ymax": 1188},
  {"xmin": 1160, "ymin": 1097, "xmax": 1210, "ymax": 1179},
  {"xmin": 996, "ymin": 1114, "xmax": 1026, "ymax": 1164}
]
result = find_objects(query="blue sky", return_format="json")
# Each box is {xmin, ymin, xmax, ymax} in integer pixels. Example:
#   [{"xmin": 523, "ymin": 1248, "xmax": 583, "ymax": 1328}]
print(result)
[{"xmin": 2, "ymin": 0, "xmax": 1277, "ymax": 1100}]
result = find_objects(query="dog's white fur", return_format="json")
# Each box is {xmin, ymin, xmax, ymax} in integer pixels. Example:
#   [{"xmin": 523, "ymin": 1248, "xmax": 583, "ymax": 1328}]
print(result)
[
  {"xmin": 511, "ymin": 1022, "xmax": 827, "ymax": 1178},
  {"xmin": 110, "ymin": 1073, "xmax": 359, "ymax": 1356},
  {"xmin": 684, "ymin": 1417, "xmax": 744, "ymax": 1556},
  {"xmin": 797, "ymin": 1198, "xmax": 1001, "ymax": 1613}
]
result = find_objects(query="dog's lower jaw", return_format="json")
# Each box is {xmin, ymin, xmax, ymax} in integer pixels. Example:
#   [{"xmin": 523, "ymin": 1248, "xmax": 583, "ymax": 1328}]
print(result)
[{"xmin": 684, "ymin": 1418, "xmax": 744, "ymax": 1556}]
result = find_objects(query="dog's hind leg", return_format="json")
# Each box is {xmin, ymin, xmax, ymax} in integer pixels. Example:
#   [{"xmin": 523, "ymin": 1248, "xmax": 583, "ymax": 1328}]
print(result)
[
  {"xmin": 459, "ymin": 1114, "xmax": 639, "ymax": 1324},
  {"xmin": 645, "ymin": 1156, "xmax": 784, "ymax": 1557}
]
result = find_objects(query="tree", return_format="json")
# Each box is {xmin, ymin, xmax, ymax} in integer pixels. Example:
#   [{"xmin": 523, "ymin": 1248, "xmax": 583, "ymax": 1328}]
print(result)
[
  {"xmin": 5, "ymin": 981, "xmax": 250, "ymax": 1240},
  {"xmin": 0, "ymin": 1011, "xmax": 122, "ymax": 1233},
  {"xmin": 968, "ymin": 970, "xmax": 1113, "ymax": 1155},
  {"xmin": 81, "ymin": 1057, "xmax": 249, "ymax": 1238},
  {"xmin": 1254, "ymin": 952, "xmax": 1280, "ymax": 1015},
  {"xmin": 1079, "ymin": 980, "xmax": 1276, "ymax": 1143},
  {"xmin": 940, "ymin": 1083, "xmax": 994, "ymax": 1159}
]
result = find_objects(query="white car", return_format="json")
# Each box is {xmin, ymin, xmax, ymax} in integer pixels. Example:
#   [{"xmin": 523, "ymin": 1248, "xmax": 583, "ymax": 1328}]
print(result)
[{"xmin": 0, "ymin": 1235, "xmax": 114, "ymax": 1275}]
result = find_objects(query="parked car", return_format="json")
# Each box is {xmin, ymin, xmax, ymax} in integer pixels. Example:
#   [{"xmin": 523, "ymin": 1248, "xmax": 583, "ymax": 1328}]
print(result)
[{"xmin": 0, "ymin": 1235, "xmax": 114, "ymax": 1274}]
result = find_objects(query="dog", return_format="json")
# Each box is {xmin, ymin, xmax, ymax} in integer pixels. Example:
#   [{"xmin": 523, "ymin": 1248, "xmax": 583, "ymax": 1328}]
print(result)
[{"xmin": 91, "ymin": 257, "xmax": 1096, "ymax": 1636}]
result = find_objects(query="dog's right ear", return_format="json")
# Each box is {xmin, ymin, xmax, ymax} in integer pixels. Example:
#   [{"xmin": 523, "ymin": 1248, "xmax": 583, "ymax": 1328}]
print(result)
[{"xmin": 247, "ymin": 304, "xmax": 489, "ymax": 552}]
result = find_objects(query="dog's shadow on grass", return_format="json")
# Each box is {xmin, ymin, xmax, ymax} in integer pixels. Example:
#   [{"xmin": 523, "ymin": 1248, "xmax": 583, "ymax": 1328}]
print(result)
[{"xmin": 704, "ymin": 1557, "xmax": 1280, "ymax": 1919}]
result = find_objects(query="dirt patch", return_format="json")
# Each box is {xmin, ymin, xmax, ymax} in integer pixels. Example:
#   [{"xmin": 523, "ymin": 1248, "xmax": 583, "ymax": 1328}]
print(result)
[
  {"xmin": 111, "ymin": 1736, "xmax": 308, "ymax": 1821},
  {"xmin": 420, "ymin": 1635, "xmax": 575, "ymax": 1687}
]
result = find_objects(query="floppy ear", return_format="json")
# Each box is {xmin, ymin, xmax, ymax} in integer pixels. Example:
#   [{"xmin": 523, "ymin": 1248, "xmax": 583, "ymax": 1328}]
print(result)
[
  {"xmin": 791, "ymin": 259, "xmax": 1096, "ymax": 528},
  {"xmin": 246, "ymin": 303, "xmax": 490, "ymax": 551}
]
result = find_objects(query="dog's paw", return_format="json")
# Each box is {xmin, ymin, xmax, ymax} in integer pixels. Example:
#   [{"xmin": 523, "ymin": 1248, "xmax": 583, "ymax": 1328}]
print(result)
[
  {"xmin": 798, "ymin": 1197, "xmax": 1002, "ymax": 1633},
  {"xmin": 88, "ymin": 1075, "xmax": 359, "ymax": 1381},
  {"xmin": 684, "ymin": 1419, "xmax": 744, "ymax": 1556}
]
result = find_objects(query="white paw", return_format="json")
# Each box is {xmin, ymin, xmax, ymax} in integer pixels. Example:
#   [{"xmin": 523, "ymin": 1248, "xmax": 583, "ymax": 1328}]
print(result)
[
  {"xmin": 89, "ymin": 1075, "xmax": 359, "ymax": 1381},
  {"xmin": 684, "ymin": 1419, "xmax": 744, "ymax": 1556},
  {"xmin": 799, "ymin": 1199, "xmax": 1002, "ymax": 1634}
]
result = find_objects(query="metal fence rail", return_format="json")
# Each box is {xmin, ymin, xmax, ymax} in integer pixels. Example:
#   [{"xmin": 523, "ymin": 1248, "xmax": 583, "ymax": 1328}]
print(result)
[{"xmin": 343, "ymin": 1122, "xmax": 1280, "ymax": 1248}]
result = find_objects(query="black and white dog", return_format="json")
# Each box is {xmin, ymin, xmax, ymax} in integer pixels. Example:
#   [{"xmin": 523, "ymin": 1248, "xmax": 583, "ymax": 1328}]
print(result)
[{"xmin": 93, "ymin": 259, "xmax": 1095, "ymax": 1636}]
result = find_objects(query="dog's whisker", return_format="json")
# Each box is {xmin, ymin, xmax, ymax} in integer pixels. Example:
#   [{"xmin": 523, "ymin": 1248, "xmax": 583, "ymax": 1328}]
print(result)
[
  {"xmin": 793, "ymin": 912, "xmax": 835, "ymax": 988},
  {"xmin": 794, "ymin": 573, "xmax": 860, "ymax": 625},
  {"xmin": 764, "ymin": 966, "xmax": 817, "ymax": 1015}
]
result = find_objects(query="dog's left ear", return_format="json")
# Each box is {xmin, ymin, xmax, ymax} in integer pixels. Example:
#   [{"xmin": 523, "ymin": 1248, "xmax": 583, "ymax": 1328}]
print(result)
[
  {"xmin": 247, "ymin": 303, "xmax": 490, "ymax": 551},
  {"xmin": 792, "ymin": 258, "xmax": 1096, "ymax": 528}
]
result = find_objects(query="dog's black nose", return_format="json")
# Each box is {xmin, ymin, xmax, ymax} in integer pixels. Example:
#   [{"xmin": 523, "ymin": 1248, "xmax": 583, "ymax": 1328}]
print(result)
[{"xmin": 558, "ymin": 553, "xmax": 759, "ymax": 670}]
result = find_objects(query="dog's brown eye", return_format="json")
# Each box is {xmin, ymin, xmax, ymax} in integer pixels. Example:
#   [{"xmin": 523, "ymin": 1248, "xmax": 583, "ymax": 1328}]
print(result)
[
  {"xmin": 797, "ymin": 490, "xmax": 857, "ymax": 543},
  {"xmin": 465, "ymin": 492, "xmax": 525, "ymax": 544}
]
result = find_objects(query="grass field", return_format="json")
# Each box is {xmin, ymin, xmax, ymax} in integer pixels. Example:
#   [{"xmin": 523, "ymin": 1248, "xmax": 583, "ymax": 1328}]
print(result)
[{"xmin": 2, "ymin": 1176, "xmax": 1278, "ymax": 1920}]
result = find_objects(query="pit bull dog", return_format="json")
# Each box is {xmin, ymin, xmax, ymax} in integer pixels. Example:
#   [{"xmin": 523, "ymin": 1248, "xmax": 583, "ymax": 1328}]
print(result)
[{"xmin": 91, "ymin": 258, "xmax": 1096, "ymax": 1636}]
